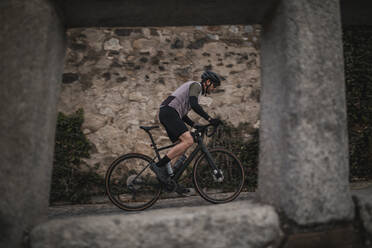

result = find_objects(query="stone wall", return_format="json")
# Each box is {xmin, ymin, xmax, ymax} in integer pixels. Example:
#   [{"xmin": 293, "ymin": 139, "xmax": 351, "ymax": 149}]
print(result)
[{"xmin": 58, "ymin": 25, "xmax": 261, "ymax": 175}]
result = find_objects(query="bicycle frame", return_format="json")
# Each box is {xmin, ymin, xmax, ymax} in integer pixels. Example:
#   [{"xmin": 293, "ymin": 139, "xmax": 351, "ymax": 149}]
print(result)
[
  {"xmin": 106, "ymin": 123, "xmax": 244, "ymax": 211},
  {"xmin": 144, "ymin": 127, "xmax": 220, "ymax": 183}
]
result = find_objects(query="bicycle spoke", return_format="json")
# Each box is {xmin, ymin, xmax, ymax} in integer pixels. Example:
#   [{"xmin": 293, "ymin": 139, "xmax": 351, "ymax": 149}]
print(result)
[
  {"xmin": 105, "ymin": 154, "xmax": 162, "ymax": 211},
  {"xmin": 193, "ymin": 148, "xmax": 244, "ymax": 203}
]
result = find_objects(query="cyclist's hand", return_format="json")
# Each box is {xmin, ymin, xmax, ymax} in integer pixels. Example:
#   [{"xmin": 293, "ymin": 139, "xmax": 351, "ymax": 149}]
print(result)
[{"xmin": 209, "ymin": 118, "xmax": 222, "ymax": 126}]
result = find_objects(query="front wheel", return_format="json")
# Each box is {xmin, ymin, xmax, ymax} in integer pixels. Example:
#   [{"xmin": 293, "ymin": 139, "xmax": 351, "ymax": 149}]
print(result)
[
  {"xmin": 193, "ymin": 148, "xmax": 244, "ymax": 204},
  {"xmin": 105, "ymin": 153, "xmax": 162, "ymax": 211}
]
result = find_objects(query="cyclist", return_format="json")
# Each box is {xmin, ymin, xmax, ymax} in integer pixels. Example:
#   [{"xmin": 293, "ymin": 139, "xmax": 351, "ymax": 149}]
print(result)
[{"xmin": 151, "ymin": 70, "xmax": 222, "ymax": 192}]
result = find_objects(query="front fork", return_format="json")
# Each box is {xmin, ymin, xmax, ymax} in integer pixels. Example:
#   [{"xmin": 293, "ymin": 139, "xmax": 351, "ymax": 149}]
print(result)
[{"xmin": 200, "ymin": 143, "xmax": 223, "ymax": 181}]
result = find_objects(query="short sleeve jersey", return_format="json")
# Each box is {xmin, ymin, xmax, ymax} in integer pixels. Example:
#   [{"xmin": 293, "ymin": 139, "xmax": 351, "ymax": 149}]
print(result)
[{"xmin": 161, "ymin": 81, "xmax": 202, "ymax": 118}]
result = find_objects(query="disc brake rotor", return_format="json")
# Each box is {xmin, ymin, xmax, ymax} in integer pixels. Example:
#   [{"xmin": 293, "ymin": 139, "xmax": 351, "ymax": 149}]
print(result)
[{"xmin": 212, "ymin": 169, "xmax": 224, "ymax": 183}]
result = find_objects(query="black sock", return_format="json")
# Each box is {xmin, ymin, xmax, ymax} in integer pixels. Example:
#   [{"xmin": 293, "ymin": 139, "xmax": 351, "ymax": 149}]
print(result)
[{"xmin": 156, "ymin": 155, "xmax": 171, "ymax": 167}]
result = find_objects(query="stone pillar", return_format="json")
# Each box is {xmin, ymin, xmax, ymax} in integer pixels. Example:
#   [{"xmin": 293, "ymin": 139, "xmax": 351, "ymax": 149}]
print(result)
[
  {"xmin": 258, "ymin": 0, "xmax": 354, "ymax": 226},
  {"xmin": 0, "ymin": 1, "xmax": 65, "ymax": 247}
]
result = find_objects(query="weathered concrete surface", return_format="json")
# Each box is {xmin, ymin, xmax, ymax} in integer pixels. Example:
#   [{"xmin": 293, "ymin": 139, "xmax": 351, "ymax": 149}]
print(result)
[
  {"xmin": 283, "ymin": 224, "xmax": 365, "ymax": 248},
  {"xmin": 0, "ymin": 1, "xmax": 65, "ymax": 247},
  {"xmin": 258, "ymin": 0, "xmax": 354, "ymax": 226},
  {"xmin": 52, "ymin": 0, "xmax": 372, "ymax": 27},
  {"xmin": 54, "ymin": 0, "xmax": 278, "ymax": 27},
  {"xmin": 31, "ymin": 201, "xmax": 283, "ymax": 248},
  {"xmin": 353, "ymin": 187, "xmax": 372, "ymax": 243}
]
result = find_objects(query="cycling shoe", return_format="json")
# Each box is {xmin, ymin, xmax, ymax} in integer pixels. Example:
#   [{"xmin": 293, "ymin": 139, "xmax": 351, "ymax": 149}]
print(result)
[{"xmin": 150, "ymin": 163, "xmax": 169, "ymax": 184}]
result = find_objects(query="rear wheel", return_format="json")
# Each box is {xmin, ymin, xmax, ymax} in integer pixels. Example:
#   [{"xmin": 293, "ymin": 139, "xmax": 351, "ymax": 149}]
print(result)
[
  {"xmin": 193, "ymin": 148, "xmax": 244, "ymax": 203},
  {"xmin": 105, "ymin": 153, "xmax": 161, "ymax": 211}
]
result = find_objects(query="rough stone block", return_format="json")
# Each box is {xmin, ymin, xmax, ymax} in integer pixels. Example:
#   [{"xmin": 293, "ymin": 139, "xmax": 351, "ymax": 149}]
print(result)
[
  {"xmin": 54, "ymin": 0, "xmax": 276, "ymax": 27},
  {"xmin": 30, "ymin": 201, "xmax": 283, "ymax": 248},
  {"xmin": 0, "ymin": 1, "xmax": 65, "ymax": 247},
  {"xmin": 352, "ymin": 187, "xmax": 372, "ymax": 243},
  {"xmin": 258, "ymin": 0, "xmax": 354, "ymax": 225}
]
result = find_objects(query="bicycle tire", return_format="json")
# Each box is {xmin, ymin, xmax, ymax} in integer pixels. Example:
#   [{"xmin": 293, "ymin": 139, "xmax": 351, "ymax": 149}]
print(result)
[
  {"xmin": 193, "ymin": 148, "xmax": 244, "ymax": 204},
  {"xmin": 105, "ymin": 153, "xmax": 162, "ymax": 211}
]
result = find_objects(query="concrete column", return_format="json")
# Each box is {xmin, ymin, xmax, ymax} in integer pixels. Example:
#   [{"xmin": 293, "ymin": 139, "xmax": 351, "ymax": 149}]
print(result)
[
  {"xmin": 258, "ymin": 0, "xmax": 354, "ymax": 226},
  {"xmin": 0, "ymin": 1, "xmax": 65, "ymax": 247}
]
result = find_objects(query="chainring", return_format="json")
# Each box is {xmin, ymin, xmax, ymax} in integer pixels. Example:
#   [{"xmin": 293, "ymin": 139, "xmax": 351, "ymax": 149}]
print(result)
[{"xmin": 163, "ymin": 179, "xmax": 177, "ymax": 193}]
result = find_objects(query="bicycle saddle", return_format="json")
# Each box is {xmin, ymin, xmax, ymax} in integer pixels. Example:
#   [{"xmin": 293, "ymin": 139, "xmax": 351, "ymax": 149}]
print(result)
[{"xmin": 140, "ymin": 125, "xmax": 159, "ymax": 131}]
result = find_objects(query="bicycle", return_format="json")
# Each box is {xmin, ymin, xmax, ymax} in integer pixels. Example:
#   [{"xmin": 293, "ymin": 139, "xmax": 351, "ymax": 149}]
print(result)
[{"xmin": 105, "ymin": 123, "xmax": 245, "ymax": 211}]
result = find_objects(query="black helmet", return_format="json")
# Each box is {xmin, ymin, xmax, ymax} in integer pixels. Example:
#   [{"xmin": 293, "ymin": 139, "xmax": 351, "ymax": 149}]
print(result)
[{"xmin": 201, "ymin": 71, "xmax": 221, "ymax": 87}]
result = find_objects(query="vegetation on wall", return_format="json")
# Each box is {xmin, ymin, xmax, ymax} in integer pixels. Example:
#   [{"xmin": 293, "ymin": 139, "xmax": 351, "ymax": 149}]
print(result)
[
  {"xmin": 343, "ymin": 26, "xmax": 372, "ymax": 181},
  {"xmin": 50, "ymin": 109, "xmax": 105, "ymax": 204},
  {"xmin": 174, "ymin": 122, "xmax": 259, "ymax": 191},
  {"xmin": 209, "ymin": 122, "xmax": 259, "ymax": 191}
]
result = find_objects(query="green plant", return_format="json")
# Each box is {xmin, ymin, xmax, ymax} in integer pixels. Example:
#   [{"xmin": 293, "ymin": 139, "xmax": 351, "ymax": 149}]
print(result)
[
  {"xmin": 209, "ymin": 122, "xmax": 259, "ymax": 191},
  {"xmin": 50, "ymin": 109, "xmax": 105, "ymax": 204},
  {"xmin": 343, "ymin": 26, "xmax": 372, "ymax": 181}
]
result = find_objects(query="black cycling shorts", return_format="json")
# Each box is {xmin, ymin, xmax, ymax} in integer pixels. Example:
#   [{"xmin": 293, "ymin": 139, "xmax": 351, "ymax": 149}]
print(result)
[{"xmin": 159, "ymin": 106, "xmax": 188, "ymax": 143}]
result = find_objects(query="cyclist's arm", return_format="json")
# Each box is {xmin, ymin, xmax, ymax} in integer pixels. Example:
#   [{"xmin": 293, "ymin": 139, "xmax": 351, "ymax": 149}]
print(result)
[
  {"xmin": 189, "ymin": 83, "xmax": 210, "ymax": 121},
  {"xmin": 182, "ymin": 115, "xmax": 194, "ymax": 127}
]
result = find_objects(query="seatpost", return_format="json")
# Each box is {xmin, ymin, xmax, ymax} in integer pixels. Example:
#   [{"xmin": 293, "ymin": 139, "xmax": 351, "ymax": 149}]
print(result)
[{"xmin": 146, "ymin": 131, "xmax": 161, "ymax": 160}]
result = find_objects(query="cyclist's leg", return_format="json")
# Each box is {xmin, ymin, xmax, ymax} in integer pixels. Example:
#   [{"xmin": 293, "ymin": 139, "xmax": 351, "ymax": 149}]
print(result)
[
  {"xmin": 166, "ymin": 131, "xmax": 193, "ymax": 159},
  {"xmin": 151, "ymin": 107, "xmax": 187, "ymax": 182},
  {"xmin": 167, "ymin": 131, "xmax": 193, "ymax": 195},
  {"xmin": 154, "ymin": 131, "xmax": 192, "ymax": 170},
  {"xmin": 158, "ymin": 106, "xmax": 191, "ymax": 166}
]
